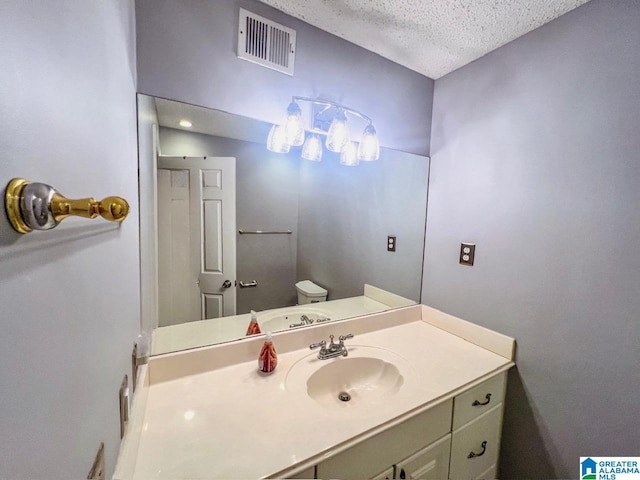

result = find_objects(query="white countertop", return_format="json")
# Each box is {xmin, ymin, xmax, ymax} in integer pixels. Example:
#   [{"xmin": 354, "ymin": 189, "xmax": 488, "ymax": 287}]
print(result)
[{"xmin": 118, "ymin": 305, "xmax": 514, "ymax": 479}]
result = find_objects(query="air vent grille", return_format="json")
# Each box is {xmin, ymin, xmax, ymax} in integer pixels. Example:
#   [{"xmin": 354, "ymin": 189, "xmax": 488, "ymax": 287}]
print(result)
[{"xmin": 238, "ymin": 8, "xmax": 296, "ymax": 76}]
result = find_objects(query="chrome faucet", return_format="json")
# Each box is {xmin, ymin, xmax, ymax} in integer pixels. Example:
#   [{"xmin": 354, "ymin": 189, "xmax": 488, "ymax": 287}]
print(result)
[
  {"xmin": 309, "ymin": 334, "xmax": 354, "ymax": 360},
  {"xmin": 289, "ymin": 314, "xmax": 314, "ymax": 328}
]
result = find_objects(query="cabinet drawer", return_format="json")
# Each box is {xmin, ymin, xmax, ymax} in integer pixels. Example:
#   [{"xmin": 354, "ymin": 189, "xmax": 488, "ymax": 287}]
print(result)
[
  {"xmin": 316, "ymin": 400, "xmax": 452, "ymax": 480},
  {"xmin": 453, "ymin": 373, "xmax": 505, "ymax": 430},
  {"xmin": 474, "ymin": 463, "xmax": 497, "ymax": 480},
  {"xmin": 450, "ymin": 405, "xmax": 503, "ymax": 480},
  {"xmin": 285, "ymin": 466, "xmax": 315, "ymax": 479},
  {"xmin": 371, "ymin": 466, "xmax": 395, "ymax": 480},
  {"xmin": 396, "ymin": 434, "xmax": 451, "ymax": 480}
]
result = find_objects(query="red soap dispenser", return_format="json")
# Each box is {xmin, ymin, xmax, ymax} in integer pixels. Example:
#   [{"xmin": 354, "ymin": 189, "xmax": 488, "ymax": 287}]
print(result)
[
  {"xmin": 246, "ymin": 310, "xmax": 261, "ymax": 336},
  {"xmin": 258, "ymin": 332, "xmax": 277, "ymax": 374}
]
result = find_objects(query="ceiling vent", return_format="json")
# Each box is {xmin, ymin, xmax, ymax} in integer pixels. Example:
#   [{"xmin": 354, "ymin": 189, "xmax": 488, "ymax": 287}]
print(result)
[{"xmin": 237, "ymin": 8, "xmax": 296, "ymax": 76}]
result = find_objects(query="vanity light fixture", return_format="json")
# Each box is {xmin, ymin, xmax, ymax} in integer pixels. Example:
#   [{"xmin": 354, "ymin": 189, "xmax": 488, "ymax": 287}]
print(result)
[
  {"xmin": 357, "ymin": 124, "xmax": 380, "ymax": 162},
  {"xmin": 179, "ymin": 119, "xmax": 193, "ymax": 128},
  {"xmin": 267, "ymin": 96, "xmax": 380, "ymax": 164},
  {"xmin": 301, "ymin": 134, "xmax": 323, "ymax": 161},
  {"xmin": 284, "ymin": 100, "xmax": 304, "ymax": 147},
  {"xmin": 266, "ymin": 124, "xmax": 290, "ymax": 153},
  {"xmin": 325, "ymin": 109, "xmax": 349, "ymax": 153},
  {"xmin": 339, "ymin": 141, "xmax": 359, "ymax": 166}
]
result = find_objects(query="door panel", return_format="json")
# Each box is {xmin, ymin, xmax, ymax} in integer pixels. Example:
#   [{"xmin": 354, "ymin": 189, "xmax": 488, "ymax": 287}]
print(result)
[
  {"xmin": 157, "ymin": 169, "xmax": 200, "ymax": 326},
  {"xmin": 202, "ymin": 294, "xmax": 224, "ymax": 319},
  {"xmin": 157, "ymin": 156, "xmax": 236, "ymax": 322},
  {"xmin": 203, "ymin": 199, "xmax": 223, "ymax": 272}
]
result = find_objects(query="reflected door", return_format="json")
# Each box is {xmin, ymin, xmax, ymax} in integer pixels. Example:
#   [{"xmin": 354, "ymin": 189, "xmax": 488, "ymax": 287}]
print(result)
[{"xmin": 157, "ymin": 156, "xmax": 236, "ymax": 326}]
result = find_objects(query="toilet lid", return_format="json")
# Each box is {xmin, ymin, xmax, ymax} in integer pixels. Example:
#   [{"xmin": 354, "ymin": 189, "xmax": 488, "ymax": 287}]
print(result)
[{"xmin": 295, "ymin": 280, "xmax": 327, "ymax": 296}]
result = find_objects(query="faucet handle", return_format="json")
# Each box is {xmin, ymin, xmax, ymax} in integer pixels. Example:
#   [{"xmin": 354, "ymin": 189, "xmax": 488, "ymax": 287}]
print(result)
[
  {"xmin": 309, "ymin": 340, "xmax": 326, "ymax": 350},
  {"xmin": 339, "ymin": 334, "xmax": 354, "ymax": 342}
]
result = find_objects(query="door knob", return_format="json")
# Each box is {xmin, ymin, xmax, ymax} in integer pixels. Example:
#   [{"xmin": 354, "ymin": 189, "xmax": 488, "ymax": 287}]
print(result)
[{"xmin": 222, "ymin": 280, "xmax": 232, "ymax": 289}]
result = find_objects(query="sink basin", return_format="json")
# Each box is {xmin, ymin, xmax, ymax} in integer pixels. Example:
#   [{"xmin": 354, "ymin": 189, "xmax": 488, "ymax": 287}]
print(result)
[
  {"xmin": 259, "ymin": 307, "xmax": 330, "ymax": 332},
  {"xmin": 306, "ymin": 357, "xmax": 403, "ymax": 407},
  {"xmin": 285, "ymin": 346, "xmax": 417, "ymax": 411}
]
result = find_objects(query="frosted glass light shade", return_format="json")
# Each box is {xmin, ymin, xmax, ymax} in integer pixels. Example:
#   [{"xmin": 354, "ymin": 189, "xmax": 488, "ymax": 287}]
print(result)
[
  {"xmin": 340, "ymin": 142, "xmax": 359, "ymax": 166},
  {"xmin": 325, "ymin": 110, "xmax": 349, "ymax": 153},
  {"xmin": 285, "ymin": 101, "xmax": 304, "ymax": 146},
  {"xmin": 357, "ymin": 124, "xmax": 380, "ymax": 161},
  {"xmin": 267, "ymin": 125, "xmax": 290, "ymax": 153},
  {"xmin": 301, "ymin": 134, "xmax": 323, "ymax": 161}
]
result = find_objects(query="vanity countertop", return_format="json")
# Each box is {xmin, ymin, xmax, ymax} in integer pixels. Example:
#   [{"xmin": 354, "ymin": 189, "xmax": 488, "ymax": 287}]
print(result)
[{"xmin": 116, "ymin": 305, "xmax": 514, "ymax": 479}]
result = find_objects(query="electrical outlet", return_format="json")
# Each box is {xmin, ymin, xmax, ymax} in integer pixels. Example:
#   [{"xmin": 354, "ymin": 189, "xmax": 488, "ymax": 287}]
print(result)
[
  {"xmin": 460, "ymin": 243, "xmax": 475, "ymax": 266},
  {"xmin": 387, "ymin": 235, "xmax": 396, "ymax": 252},
  {"xmin": 87, "ymin": 443, "xmax": 105, "ymax": 480}
]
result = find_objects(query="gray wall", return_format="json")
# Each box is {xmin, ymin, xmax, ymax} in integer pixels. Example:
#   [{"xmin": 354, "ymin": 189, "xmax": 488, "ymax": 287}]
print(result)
[
  {"xmin": 298, "ymin": 149, "xmax": 429, "ymax": 302},
  {"xmin": 0, "ymin": 1, "xmax": 139, "ymax": 479},
  {"xmin": 135, "ymin": 0, "xmax": 434, "ymax": 156},
  {"xmin": 422, "ymin": 1, "xmax": 640, "ymax": 477},
  {"xmin": 159, "ymin": 127, "xmax": 300, "ymax": 312}
]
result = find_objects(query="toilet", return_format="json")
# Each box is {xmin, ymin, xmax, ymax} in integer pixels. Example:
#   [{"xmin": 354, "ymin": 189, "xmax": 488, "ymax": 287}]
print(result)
[{"xmin": 295, "ymin": 280, "xmax": 328, "ymax": 304}]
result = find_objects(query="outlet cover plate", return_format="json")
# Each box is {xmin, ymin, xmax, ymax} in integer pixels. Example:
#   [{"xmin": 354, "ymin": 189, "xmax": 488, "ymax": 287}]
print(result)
[
  {"xmin": 460, "ymin": 243, "xmax": 475, "ymax": 266},
  {"xmin": 387, "ymin": 236, "xmax": 396, "ymax": 252}
]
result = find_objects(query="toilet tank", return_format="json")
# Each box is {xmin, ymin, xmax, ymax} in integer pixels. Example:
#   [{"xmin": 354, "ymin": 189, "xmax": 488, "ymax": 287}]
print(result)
[{"xmin": 295, "ymin": 280, "xmax": 328, "ymax": 304}]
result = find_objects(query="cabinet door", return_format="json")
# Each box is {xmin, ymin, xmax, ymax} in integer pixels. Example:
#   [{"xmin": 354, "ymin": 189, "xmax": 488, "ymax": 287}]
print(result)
[
  {"xmin": 450, "ymin": 405, "xmax": 502, "ymax": 479},
  {"xmin": 316, "ymin": 401, "xmax": 452, "ymax": 480},
  {"xmin": 370, "ymin": 466, "xmax": 395, "ymax": 480},
  {"xmin": 396, "ymin": 434, "xmax": 451, "ymax": 480}
]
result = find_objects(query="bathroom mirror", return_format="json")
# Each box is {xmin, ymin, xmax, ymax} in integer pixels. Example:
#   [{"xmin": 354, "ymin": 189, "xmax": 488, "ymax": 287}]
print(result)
[{"xmin": 138, "ymin": 94, "xmax": 430, "ymax": 355}]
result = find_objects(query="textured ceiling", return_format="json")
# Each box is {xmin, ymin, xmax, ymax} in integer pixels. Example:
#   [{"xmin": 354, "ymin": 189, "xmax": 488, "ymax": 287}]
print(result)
[{"xmin": 258, "ymin": 0, "xmax": 591, "ymax": 79}]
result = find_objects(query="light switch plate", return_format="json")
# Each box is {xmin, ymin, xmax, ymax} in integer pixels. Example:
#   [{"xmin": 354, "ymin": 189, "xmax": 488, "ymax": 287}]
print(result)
[{"xmin": 460, "ymin": 243, "xmax": 475, "ymax": 266}]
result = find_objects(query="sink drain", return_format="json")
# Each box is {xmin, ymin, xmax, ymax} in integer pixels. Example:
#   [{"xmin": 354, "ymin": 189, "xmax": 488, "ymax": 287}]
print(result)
[{"xmin": 338, "ymin": 392, "xmax": 351, "ymax": 402}]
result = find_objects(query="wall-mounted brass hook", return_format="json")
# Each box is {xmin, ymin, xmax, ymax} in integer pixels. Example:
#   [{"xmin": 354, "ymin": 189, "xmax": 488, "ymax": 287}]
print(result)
[{"xmin": 5, "ymin": 178, "xmax": 129, "ymax": 234}]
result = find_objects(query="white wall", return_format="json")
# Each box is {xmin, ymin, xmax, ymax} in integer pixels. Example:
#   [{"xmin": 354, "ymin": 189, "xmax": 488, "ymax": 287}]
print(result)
[
  {"xmin": 422, "ymin": 1, "xmax": 640, "ymax": 477},
  {"xmin": 0, "ymin": 1, "xmax": 139, "ymax": 478}
]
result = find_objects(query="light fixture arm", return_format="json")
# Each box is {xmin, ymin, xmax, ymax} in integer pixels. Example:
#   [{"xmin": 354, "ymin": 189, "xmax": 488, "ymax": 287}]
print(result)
[{"xmin": 291, "ymin": 96, "xmax": 373, "ymax": 126}]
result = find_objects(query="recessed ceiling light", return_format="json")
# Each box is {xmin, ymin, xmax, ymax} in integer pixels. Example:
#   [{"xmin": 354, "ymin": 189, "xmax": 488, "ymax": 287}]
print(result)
[{"xmin": 179, "ymin": 119, "xmax": 193, "ymax": 128}]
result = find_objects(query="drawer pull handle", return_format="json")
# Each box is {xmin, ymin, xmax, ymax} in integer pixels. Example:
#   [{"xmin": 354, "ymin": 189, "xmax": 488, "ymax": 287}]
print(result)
[
  {"xmin": 468, "ymin": 441, "xmax": 487, "ymax": 459},
  {"xmin": 472, "ymin": 393, "xmax": 491, "ymax": 406}
]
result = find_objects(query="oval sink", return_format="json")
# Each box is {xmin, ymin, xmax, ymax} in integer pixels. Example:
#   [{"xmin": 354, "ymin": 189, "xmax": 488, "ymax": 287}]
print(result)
[
  {"xmin": 285, "ymin": 346, "xmax": 417, "ymax": 411},
  {"xmin": 306, "ymin": 357, "xmax": 403, "ymax": 407}
]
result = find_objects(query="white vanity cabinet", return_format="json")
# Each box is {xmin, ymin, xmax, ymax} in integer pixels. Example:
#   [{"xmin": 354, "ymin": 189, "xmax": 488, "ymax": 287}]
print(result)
[{"xmin": 298, "ymin": 372, "xmax": 507, "ymax": 480}]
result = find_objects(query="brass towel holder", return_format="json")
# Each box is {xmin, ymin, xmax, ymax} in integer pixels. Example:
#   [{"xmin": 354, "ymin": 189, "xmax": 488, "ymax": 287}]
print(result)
[{"xmin": 5, "ymin": 178, "xmax": 130, "ymax": 234}]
